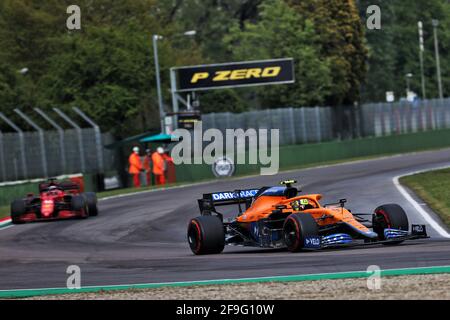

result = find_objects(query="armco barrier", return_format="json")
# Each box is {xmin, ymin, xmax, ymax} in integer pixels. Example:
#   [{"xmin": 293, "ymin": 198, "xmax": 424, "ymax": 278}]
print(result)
[{"xmin": 175, "ymin": 128, "xmax": 450, "ymax": 183}]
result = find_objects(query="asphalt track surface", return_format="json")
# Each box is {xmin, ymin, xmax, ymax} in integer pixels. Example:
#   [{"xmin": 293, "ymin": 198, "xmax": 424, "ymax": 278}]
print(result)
[{"xmin": 1, "ymin": 149, "xmax": 450, "ymax": 290}]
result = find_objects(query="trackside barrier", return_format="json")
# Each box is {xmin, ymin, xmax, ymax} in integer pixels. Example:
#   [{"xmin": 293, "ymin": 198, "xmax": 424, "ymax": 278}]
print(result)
[
  {"xmin": 0, "ymin": 109, "xmax": 115, "ymax": 183},
  {"xmin": 175, "ymin": 128, "xmax": 450, "ymax": 183},
  {"xmin": 203, "ymin": 98, "xmax": 450, "ymax": 145}
]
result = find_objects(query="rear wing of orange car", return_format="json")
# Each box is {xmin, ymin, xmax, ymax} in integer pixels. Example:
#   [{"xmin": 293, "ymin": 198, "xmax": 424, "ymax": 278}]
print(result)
[{"xmin": 198, "ymin": 189, "xmax": 261, "ymax": 217}]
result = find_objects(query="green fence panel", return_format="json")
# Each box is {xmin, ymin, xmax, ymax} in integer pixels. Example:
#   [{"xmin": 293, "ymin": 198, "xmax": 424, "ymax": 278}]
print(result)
[
  {"xmin": 0, "ymin": 182, "xmax": 40, "ymax": 207},
  {"xmin": 175, "ymin": 129, "xmax": 450, "ymax": 184}
]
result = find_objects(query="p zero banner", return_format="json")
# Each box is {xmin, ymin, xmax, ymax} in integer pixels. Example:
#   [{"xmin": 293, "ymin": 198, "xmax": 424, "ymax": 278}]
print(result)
[{"xmin": 175, "ymin": 58, "xmax": 295, "ymax": 92}]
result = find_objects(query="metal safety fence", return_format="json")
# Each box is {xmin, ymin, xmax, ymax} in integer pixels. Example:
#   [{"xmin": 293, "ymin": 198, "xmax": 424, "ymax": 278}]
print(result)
[
  {"xmin": 202, "ymin": 106, "xmax": 333, "ymax": 146},
  {"xmin": 201, "ymin": 98, "xmax": 450, "ymax": 145},
  {"xmin": 1, "ymin": 98, "xmax": 449, "ymax": 182},
  {"xmin": 0, "ymin": 129, "xmax": 115, "ymax": 182},
  {"xmin": 0, "ymin": 108, "xmax": 116, "ymax": 183},
  {"xmin": 361, "ymin": 98, "xmax": 450, "ymax": 137}
]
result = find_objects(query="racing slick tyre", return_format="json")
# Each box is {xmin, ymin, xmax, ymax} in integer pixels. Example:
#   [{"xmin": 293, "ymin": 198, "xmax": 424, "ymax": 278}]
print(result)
[
  {"xmin": 10, "ymin": 199, "xmax": 26, "ymax": 224},
  {"xmin": 83, "ymin": 192, "xmax": 98, "ymax": 217},
  {"xmin": 283, "ymin": 213, "xmax": 319, "ymax": 252},
  {"xmin": 187, "ymin": 216, "xmax": 225, "ymax": 255},
  {"xmin": 373, "ymin": 204, "xmax": 409, "ymax": 245},
  {"xmin": 71, "ymin": 195, "xmax": 88, "ymax": 219}
]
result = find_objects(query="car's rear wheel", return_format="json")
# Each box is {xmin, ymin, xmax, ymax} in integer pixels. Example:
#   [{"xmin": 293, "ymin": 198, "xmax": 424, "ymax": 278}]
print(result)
[
  {"xmin": 373, "ymin": 204, "xmax": 409, "ymax": 245},
  {"xmin": 283, "ymin": 213, "xmax": 319, "ymax": 252},
  {"xmin": 71, "ymin": 196, "xmax": 88, "ymax": 218},
  {"xmin": 10, "ymin": 199, "xmax": 26, "ymax": 224},
  {"xmin": 83, "ymin": 192, "xmax": 98, "ymax": 217},
  {"xmin": 187, "ymin": 216, "xmax": 225, "ymax": 255}
]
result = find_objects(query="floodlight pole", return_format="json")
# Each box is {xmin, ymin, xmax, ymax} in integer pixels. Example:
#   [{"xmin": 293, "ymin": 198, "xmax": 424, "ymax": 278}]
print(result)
[
  {"xmin": 170, "ymin": 68, "xmax": 180, "ymax": 115},
  {"xmin": 153, "ymin": 34, "xmax": 165, "ymax": 134},
  {"xmin": 153, "ymin": 30, "xmax": 196, "ymax": 134},
  {"xmin": 418, "ymin": 21, "xmax": 426, "ymax": 99},
  {"xmin": 432, "ymin": 19, "xmax": 444, "ymax": 99}
]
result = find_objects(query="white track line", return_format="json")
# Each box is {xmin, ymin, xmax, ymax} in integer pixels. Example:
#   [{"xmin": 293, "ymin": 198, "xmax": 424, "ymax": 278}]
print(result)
[
  {"xmin": 393, "ymin": 165, "xmax": 450, "ymax": 238},
  {"xmin": 98, "ymin": 181, "xmax": 218, "ymax": 201},
  {"xmin": 0, "ymin": 218, "xmax": 11, "ymax": 226}
]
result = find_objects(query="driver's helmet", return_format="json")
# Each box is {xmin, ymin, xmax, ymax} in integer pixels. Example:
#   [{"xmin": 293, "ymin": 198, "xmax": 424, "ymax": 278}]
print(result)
[
  {"xmin": 48, "ymin": 185, "xmax": 58, "ymax": 191},
  {"xmin": 291, "ymin": 199, "xmax": 310, "ymax": 211}
]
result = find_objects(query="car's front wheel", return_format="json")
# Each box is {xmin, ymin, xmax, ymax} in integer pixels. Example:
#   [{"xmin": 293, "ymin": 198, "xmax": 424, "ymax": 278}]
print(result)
[
  {"xmin": 71, "ymin": 196, "xmax": 88, "ymax": 219},
  {"xmin": 83, "ymin": 192, "xmax": 98, "ymax": 217},
  {"xmin": 10, "ymin": 199, "xmax": 27, "ymax": 224},
  {"xmin": 283, "ymin": 213, "xmax": 319, "ymax": 252},
  {"xmin": 187, "ymin": 216, "xmax": 225, "ymax": 255},
  {"xmin": 373, "ymin": 204, "xmax": 409, "ymax": 245}
]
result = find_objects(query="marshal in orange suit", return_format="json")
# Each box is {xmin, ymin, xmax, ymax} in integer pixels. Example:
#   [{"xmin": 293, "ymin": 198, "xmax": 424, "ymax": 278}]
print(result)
[
  {"xmin": 152, "ymin": 147, "xmax": 173, "ymax": 185},
  {"xmin": 129, "ymin": 146, "xmax": 143, "ymax": 188}
]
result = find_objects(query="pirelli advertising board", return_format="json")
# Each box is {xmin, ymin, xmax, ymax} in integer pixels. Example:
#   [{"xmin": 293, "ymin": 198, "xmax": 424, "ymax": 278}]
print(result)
[{"xmin": 175, "ymin": 58, "xmax": 295, "ymax": 92}]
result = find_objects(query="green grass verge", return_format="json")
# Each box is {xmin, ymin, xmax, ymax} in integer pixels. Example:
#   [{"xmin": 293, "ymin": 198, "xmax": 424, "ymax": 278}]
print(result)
[
  {"xmin": 0, "ymin": 205, "xmax": 9, "ymax": 220},
  {"xmin": 400, "ymin": 168, "xmax": 450, "ymax": 228}
]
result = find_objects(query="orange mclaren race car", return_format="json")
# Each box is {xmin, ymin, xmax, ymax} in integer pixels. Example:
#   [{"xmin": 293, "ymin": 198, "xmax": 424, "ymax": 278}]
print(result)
[{"xmin": 187, "ymin": 180, "xmax": 428, "ymax": 255}]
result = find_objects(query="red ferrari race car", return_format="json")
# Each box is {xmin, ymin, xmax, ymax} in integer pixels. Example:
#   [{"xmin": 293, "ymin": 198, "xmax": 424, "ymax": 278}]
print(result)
[{"xmin": 10, "ymin": 178, "xmax": 99, "ymax": 224}]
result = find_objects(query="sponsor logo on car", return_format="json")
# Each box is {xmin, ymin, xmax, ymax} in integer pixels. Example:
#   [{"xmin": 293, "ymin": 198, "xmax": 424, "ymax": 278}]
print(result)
[
  {"xmin": 412, "ymin": 224, "xmax": 427, "ymax": 235},
  {"xmin": 304, "ymin": 236, "xmax": 321, "ymax": 249},
  {"xmin": 211, "ymin": 189, "xmax": 259, "ymax": 201}
]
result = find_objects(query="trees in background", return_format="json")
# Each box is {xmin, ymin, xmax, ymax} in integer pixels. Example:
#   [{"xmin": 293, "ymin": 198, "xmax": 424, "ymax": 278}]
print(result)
[
  {"xmin": 358, "ymin": 0, "xmax": 450, "ymax": 102},
  {"xmin": 0, "ymin": 0, "xmax": 204, "ymax": 137},
  {"xmin": 224, "ymin": 0, "xmax": 332, "ymax": 108},
  {"xmin": 288, "ymin": 0, "xmax": 368, "ymax": 105},
  {"xmin": 0, "ymin": 0, "xmax": 63, "ymax": 115},
  {"xmin": 0, "ymin": 0, "xmax": 448, "ymax": 136}
]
